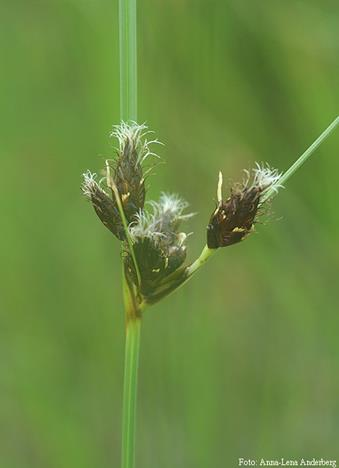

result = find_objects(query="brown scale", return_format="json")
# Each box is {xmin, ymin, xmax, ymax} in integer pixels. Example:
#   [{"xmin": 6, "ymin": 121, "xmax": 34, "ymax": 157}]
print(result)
[
  {"xmin": 125, "ymin": 238, "xmax": 187, "ymax": 298},
  {"xmin": 113, "ymin": 140, "xmax": 146, "ymax": 221},
  {"xmin": 207, "ymin": 186, "xmax": 261, "ymax": 249},
  {"xmin": 89, "ymin": 184, "xmax": 125, "ymax": 240}
]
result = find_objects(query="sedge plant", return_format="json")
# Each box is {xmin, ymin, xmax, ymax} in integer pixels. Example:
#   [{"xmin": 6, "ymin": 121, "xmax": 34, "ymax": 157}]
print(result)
[{"xmin": 81, "ymin": 1, "xmax": 339, "ymax": 467}]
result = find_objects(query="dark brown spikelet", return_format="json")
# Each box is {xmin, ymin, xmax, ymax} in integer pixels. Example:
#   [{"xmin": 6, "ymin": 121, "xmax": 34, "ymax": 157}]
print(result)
[
  {"xmin": 125, "ymin": 235, "xmax": 187, "ymax": 298},
  {"xmin": 207, "ymin": 186, "xmax": 260, "ymax": 248},
  {"xmin": 110, "ymin": 122, "xmax": 156, "ymax": 222},
  {"xmin": 207, "ymin": 166, "xmax": 281, "ymax": 249},
  {"xmin": 82, "ymin": 172, "xmax": 125, "ymax": 240},
  {"xmin": 125, "ymin": 238, "xmax": 187, "ymax": 299},
  {"xmin": 113, "ymin": 138, "xmax": 145, "ymax": 221}
]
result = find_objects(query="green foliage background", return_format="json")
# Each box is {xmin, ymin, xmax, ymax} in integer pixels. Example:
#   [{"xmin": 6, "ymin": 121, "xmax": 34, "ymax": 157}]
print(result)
[{"xmin": 1, "ymin": 1, "xmax": 338, "ymax": 466}]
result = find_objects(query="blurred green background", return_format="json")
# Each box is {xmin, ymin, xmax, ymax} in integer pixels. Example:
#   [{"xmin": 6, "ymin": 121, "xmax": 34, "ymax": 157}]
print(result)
[{"xmin": 1, "ymin": 0, "xmax": 339, "ymax": 467}]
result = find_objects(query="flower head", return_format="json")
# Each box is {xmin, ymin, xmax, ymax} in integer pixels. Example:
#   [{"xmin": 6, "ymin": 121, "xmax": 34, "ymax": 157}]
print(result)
[
  {"xmin": 82, "ymin": 122, "xmax": 161, "ymax": 239},
  {"xmin": 82, "ymin": 123, "xmax": 195, "ymax": 303},
  {"xmin": 126, "ymin": 193, "xmax": 194, "ymax": 298},
  {"xmin": 207, "ymin": 164, "xmax": 282, "ymax": 249},
  {"xmin": 109, "ymin": 122, "xmax": 161, "ymax": 220}
]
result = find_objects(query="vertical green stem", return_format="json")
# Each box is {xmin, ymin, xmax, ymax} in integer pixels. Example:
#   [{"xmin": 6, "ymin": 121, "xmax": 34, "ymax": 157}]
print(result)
[
  {"xmin": 119, "ymin": 0, "xmax": 140, "ymax": 467},
  {"xmin": 121, "ymin": 313, "xmax": 141, "ymax": 468},
  {"xmin": 119, "ymin": 0, "xmax": 137, "ymax": 122},
  {"xmin": 121, "ymin": 276, "xmax": 143, "ymax": 468}
]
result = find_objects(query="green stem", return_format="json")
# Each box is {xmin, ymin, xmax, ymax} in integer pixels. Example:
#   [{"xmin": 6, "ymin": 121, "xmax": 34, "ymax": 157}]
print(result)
[
  {"xmin": 121, "ymin": 275, "xmax": 144, "ymax": 468},
  {"xmin": 119, "ymin": 0, "xmax": 137, "ymax": 122},
  {"xmin": 119, "ymin": 1, "xmax": 140, "ymax": 467},
  {"xmin": 121, "ymin": 314, "xmax": 141, "ymax": 468},
  {"xmin": 185, "ymin": 245, "xmax": 215, "ymax": 278},
  {"xmin": 118, "ymin": 0, "xmax": 139, "ymax": 285},
  {"xmin": 262, "ymin": 116, "xmax": 339, "ymax": 203},
  {"xmin": 109, "ymin": 171, "xmax": 142, "ymax": 289}
]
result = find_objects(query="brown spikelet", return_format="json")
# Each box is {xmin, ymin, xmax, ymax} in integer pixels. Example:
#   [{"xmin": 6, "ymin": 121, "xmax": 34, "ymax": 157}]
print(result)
[
  {"xmin": 82, "ymin": 171, "xmax": 125, "ymax": 240},
  {"xmin": 207, "ymin": 165, "xmax": 281, "ymax": 248}
]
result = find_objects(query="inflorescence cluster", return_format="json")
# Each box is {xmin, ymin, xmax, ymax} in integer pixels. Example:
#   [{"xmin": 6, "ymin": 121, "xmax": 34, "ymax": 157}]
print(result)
[{"xmin": 82, "ymin": 122, "xmax": 282, "ymax": 305}]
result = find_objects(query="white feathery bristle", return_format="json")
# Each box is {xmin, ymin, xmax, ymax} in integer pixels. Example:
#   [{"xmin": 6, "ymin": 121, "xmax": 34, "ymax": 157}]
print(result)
[
  {"xmin": 110, "ymin": 121, "xmax": 147, "ymax": 150},
  {"xmin": 129, "ymin": 210, "xmax": 165, "ymax": 243},
  {"xmin": 252, "ymin": 163, "xmax": 283, "ymax": 192},
  {"xmin": 156, "ymin": 193, "xmax": 195, "ymax": 221},
  {"xmin": 82, "ymin": 170, "xmax": 98, "ymax": 198},
  {"xmin": 159, "ymin": 193, "xmax": 188, "ymax": 215},
  {"xmin": 129, "ymin": 193, "xmax": 194, "ymax": 244},
  {"xmin": 110, "ymin": 121, "xmax": 162, "ymax": 163}
]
